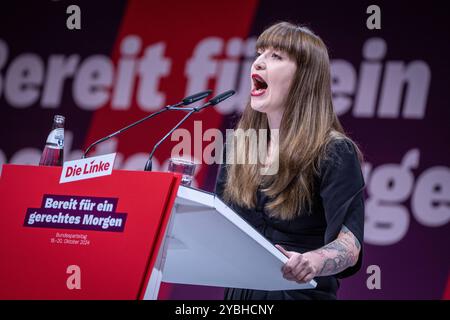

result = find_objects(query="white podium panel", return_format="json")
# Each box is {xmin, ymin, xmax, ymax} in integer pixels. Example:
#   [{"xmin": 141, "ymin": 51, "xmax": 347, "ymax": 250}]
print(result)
[{"xmin": 161, "ymin": 186, "xmax": 317, "ymax": 291}]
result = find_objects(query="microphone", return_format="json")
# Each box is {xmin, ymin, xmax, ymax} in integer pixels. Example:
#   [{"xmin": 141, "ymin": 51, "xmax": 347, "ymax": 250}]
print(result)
[
  {"xmin": 82, "ymin": 90, "xmax": 212, "ymax": 158},
  {"xmin": 193, "ymin": 90, "xmax": 235, "ymax": 111},
  {"xmin": 182, "ymin": 90, "xmax": 212, "ymax": 105},
  {"xmin": 143, "ymin": 90, "xmax": 235, "ymax": 171}
]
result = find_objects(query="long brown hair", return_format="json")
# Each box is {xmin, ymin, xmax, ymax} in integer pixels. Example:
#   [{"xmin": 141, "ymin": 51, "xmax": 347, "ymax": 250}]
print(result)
[{"xmin": 223, "ymin": 21, "xmax": 362, "ymax": 220}]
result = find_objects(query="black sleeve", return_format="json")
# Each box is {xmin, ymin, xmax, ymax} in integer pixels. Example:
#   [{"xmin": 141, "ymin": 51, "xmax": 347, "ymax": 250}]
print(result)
[
  {"xmin": 214, "ymin": 145, "xmax": 229, "ymax": 200},
  {"xmin": 214, "ymin": 162, "xmax": 228, "ymax": 200},
  {"xmin": 319, "ymin": 138, "xmax": 366, "ymax": 278}
]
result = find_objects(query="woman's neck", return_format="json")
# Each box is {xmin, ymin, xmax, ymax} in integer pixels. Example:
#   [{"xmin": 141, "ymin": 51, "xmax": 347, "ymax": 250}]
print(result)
[
  {"xmin": 264, "ymin": 118, "xmax": 280, "ymax": 169},
  {"xmin": 266, "ymin": 110, "xmax": 283, "ymax": 130}
]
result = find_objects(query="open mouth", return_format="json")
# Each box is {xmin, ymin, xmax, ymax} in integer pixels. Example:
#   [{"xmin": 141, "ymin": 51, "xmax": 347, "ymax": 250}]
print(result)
[{"xmin": 251, "ymin": 74, "xmax": 268, "ymax": 97}]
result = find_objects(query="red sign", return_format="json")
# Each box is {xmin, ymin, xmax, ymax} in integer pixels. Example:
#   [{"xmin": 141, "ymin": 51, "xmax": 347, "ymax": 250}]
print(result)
[{"xmin": 0, "ymin": 164, "xmax": 180, "ymax": 299}]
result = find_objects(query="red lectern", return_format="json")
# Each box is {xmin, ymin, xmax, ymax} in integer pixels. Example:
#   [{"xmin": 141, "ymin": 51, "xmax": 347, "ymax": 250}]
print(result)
[{"xmin": 0, "ymin": 164, "xmax": 181, "ymax": 299}]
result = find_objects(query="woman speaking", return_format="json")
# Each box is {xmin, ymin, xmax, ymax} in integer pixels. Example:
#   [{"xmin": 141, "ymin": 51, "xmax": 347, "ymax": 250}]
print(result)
[{"xmin": 215, "ymin": 22, "xmax": 365, "ymax": 300}]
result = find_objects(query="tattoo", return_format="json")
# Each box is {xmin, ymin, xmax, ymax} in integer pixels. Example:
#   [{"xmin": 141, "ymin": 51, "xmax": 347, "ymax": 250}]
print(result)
[
  {"xmin": 313, "ymin": 225, "xmax": 361, "ymax": 277},
  {"xmin": 341, "ymin": 225, "xmax": 361, "ymax": 251}
]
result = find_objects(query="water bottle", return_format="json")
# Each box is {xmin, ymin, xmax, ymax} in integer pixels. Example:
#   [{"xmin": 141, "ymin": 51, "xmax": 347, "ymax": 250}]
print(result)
[{"xmin": 39, "ymin": 115, "xmax": 65, "ymax": 166}]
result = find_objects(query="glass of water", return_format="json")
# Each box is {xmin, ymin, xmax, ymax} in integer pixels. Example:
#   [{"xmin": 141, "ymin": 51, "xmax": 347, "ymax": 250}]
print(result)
[{"xmin": 167, "ymin": 158, "xmax": 196, "ymax": 186}]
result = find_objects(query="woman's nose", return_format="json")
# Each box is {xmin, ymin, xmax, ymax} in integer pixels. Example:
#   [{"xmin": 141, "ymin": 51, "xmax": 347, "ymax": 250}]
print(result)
[{"xmin": 254, "ymin": 59, "xmax": 266, "ymax": 70}]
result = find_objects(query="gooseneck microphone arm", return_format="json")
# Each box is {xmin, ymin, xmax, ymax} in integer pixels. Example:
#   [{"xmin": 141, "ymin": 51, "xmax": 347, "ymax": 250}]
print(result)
[
  {"xmin": 143, "ymin": 90, "xmax": 235, "ymax": 171},
  {"xmin": 82, "ymin": 90, "xmax": 212, "ymax": 158},
  {"xmin": 82, "ymin": 106, "xmax": 174, "ymax": 159},
  {"xmin": 144, "ymin": 109, "xmax": 197, "ymax": 171}
]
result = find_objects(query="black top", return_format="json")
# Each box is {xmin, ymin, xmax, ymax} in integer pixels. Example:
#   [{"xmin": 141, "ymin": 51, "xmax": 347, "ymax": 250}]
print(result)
[{"xmin": 214, "ymin": 138, "xmax": 365, "ymax": 300}]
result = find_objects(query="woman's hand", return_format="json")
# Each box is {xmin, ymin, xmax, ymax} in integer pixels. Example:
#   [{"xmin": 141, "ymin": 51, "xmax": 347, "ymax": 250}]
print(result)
[
  {"xmin": 275, "ymin": 245, "xmax": 320, "ymax": 283},
  {"xmin": 275, "ymin": 226, "xmax": 361, "ymax": 281}
]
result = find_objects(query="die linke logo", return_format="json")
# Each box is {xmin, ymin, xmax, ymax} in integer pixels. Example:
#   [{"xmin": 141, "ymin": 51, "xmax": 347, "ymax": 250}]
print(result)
[
  {"xmin": 60, "ymin": 153, "xmax": 116, "ymax": 184},
  {"xmin": 24, "ymin": 195, "xmax": 127, "ymax": 232}
]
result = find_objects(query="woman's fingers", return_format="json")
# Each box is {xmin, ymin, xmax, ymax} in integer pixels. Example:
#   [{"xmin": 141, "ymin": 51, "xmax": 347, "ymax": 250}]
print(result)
[
  {"xmin": 282, "ymin": 272, "xmax": 297, "ymax": 281},
  {"xmin": 283, "ymin": 253, "xmax": 302, "ymax": 274},
  {"xmin": 275, "ymin": 244, "xmax": 291, "ymax": 257},
  {"xmin": 283, "ymin": 260, "xmax": 316, "ymax": 283},
  {"xmin": 294, "ymin": 268, "xmax": 310, "ymax": 282},
  {"xmin": 276, "ymin": 244, "xmax": 300, "ymax": 273},
  {"xmin": 276, "ymin": 245, "xmax": 314, "ymax": 283},
  {"xmin": 302, "ymin": 273, "xmax": 315, "ymax": 283}
]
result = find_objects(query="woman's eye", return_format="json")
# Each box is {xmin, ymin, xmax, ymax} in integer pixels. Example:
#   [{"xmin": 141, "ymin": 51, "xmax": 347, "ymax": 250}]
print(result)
[
  {"xmin": 272, "ymin": 53, "xmax": 282, "ymax": 60},
  {"xmin": 254, "ymin": 52, "xmax": 262, "ymax": 59}
]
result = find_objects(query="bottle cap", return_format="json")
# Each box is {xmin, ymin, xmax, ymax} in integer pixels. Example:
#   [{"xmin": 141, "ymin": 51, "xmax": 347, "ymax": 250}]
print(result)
[{"xmin": 54, "ymin": 115, "xmax": 65, "ymax": 124}]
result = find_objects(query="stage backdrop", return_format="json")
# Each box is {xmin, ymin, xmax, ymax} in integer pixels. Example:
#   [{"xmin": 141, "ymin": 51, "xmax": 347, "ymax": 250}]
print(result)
[{"xmin": 1, "ymin": 0, "xmax": 448, "ymax": 299}]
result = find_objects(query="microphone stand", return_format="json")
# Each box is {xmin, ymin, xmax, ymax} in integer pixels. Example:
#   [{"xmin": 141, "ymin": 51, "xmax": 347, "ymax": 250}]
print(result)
[
  {"xmin": 143, "ymin": 90, "xmax": 235, "ymax": 171},
  {"xmin": 144, "ymin": 109, "xmax": 197, "ymax": 171},
  {"xmin": 82, "ymin": 90, "xmax": 212, "ymax": 158},
  {"xmin": 82, "ymin": 104, "xmax": 179, "ymax": 158}
]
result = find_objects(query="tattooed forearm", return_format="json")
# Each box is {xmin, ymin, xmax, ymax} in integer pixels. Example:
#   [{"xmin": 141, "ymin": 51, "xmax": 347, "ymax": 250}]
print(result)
[{"xmin": 312, "ymin": 225, "xmax": 361, "ymax": 277}]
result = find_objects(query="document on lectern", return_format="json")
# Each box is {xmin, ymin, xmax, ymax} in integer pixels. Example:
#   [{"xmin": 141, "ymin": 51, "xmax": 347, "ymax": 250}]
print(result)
[{"xmin": 161, "ymin": 186, "xmax": 317, "ymax": 291}]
